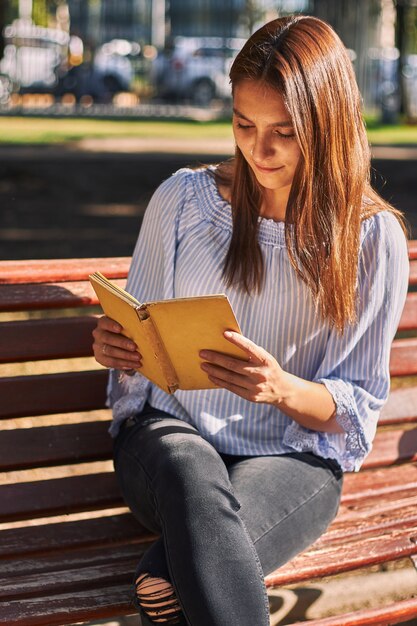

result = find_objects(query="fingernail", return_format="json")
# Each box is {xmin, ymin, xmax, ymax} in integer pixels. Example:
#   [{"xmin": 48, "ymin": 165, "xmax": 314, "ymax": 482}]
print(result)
[{"xmin": 200, "ymin": 351, "xmax": 208, "ymax": 359}]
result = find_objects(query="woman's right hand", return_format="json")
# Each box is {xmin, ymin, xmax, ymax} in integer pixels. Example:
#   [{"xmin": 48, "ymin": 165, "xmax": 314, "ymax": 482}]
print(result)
[{"xmin": 92, "ymin": 315, "xmax": 142, "ymax": 371}]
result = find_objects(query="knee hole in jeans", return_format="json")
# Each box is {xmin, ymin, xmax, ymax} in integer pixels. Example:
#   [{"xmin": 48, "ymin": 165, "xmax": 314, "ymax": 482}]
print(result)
[{"xmin": 135, "ymin": 573, "xmax": 183, "ymax": 624}]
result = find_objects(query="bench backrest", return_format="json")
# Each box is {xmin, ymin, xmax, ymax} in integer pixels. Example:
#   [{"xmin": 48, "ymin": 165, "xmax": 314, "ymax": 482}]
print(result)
[{"xmin": 0, "ymin": 248, "xmax": 416, "ymax": 528}]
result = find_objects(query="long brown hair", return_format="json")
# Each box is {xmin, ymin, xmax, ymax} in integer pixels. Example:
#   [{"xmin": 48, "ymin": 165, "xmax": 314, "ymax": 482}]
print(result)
[{"xmin": 218, "ymin": 15, "xmax": 406, "ymax": 332}]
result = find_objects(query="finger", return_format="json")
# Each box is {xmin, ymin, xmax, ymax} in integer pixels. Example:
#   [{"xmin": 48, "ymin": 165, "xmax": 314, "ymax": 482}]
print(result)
[
  {"xmin": 201, "ymin": 361, "xmax": 247, "ymax": 384},
  {"xmin": 205, "ymin": 371, "xmax": 252, "ymax": 401},
  {"xmin": 223, "ymin": 331, "xmax": 269, "ymax": 365},
  {"xmin": 97, "ymin": 315, "xmax": 123, "ymax": 333},
  {"xmin": 93, "ymin": 344, "xmax": 142, "ymax": 369},
  {"xmin": 99, "ymin": 330, "xmax": 140, "ymax": 354},
  {"xmin": 93, "ymin": 321, "xmax": 140, "ymax": 353}
]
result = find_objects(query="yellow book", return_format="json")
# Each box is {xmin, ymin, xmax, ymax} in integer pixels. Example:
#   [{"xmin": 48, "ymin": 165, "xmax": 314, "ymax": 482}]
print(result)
[{"xmin": 89, "ymin": 272, "xmax": 246, "ymax": 394}]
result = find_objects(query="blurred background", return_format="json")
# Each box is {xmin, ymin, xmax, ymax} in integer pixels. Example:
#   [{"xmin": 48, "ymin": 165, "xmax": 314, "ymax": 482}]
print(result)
[
  {"xmin": 0, "ymin": 0, "xmax": 416, "ymax": 118},
  {"xmin": 0, "ymin": 0, "xmax": 416, "ymax": 261}
]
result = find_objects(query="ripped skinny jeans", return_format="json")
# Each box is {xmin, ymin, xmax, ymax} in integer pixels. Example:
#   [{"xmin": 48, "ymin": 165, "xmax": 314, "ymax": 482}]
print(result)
[{"xmin": 113, "ymin": 404, "xmax": 343, "ymax": 626}]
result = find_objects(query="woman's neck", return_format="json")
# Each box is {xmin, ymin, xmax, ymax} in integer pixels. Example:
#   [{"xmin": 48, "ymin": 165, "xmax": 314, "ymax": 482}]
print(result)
[
  {"xmin": 259, "ymin": 187, "xmax": 289, "ymax": 222},
  {"xmin": 216, "ymin": 178, "xmax": 289, "ymax": 223}
]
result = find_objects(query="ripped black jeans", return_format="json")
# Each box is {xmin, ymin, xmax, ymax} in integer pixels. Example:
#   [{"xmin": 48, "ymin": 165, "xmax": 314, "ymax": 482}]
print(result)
[{"xmin": 113, "ymin": 404, "xmax": 343, "ymax": 626}]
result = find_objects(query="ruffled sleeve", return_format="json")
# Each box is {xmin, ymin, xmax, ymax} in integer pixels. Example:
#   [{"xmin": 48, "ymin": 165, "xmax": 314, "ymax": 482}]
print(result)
[
  {"xmin": 313, "ymin": 211, "xmax": 409, "ymax": 470},
  {"xmin": 107, "ymin": 169, "xmax": 192, "ymax": 436}
]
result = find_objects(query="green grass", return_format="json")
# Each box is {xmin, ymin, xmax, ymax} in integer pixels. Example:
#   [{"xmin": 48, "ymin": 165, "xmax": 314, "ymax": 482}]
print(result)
[
  {"xmin": 0, "ymin": 116, "xmax": 233, "ymax": 144},
  {"xmin": 0, "ymin": 115, "xmax": 416, "ymax": 145}
]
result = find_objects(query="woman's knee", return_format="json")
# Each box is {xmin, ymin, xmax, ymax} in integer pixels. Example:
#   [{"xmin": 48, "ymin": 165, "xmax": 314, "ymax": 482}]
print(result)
[
  {"xmin": 155, "ymin": 435, "xmax": 233, "ymax": 499},
  {"xmin": 135, "ymin": 573, "xmax": 183, "ymax": 625}
]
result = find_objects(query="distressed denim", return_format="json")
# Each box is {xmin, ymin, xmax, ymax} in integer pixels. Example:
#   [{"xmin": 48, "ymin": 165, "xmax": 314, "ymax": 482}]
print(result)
[{"xmin": 113, "ymin": 404, "xmax": 343, "ymax": 626}]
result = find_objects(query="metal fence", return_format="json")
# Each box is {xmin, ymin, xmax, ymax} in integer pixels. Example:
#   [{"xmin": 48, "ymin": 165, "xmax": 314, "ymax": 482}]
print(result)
[{"xmin": 0, "ymin": 0, "xmax": 415, "ymax": 120}]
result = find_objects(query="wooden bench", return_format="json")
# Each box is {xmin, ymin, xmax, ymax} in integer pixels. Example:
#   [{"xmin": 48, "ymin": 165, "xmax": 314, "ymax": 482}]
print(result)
[{"xmin": 1, "ymin": 247, "xmax": 417, "ymax": 626}]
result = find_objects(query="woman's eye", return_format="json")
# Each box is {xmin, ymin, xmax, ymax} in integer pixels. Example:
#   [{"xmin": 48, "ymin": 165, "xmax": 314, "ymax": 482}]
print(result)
[
  {"xmin": 236, "ymin": 122, "xmax": 253, "ymax": 129},
  {"xmin": 274, "ymin": 130, "xmax": 295, "ymax": 139}
]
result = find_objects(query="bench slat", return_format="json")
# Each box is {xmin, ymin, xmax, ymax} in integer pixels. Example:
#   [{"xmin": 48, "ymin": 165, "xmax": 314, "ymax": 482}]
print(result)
[
  {"xmin": 0, "ymin": 370, "xmax": 107, "ymax": 419},
  {"xmin": 0, "ymin": 513, "xmax": 148, "ymax": 560},
  {"xmin": 1, "ymin": 461, "xmax": 415, "ymax": 526},
  {"xmin": 1, "ymin": 366, "xmax": 415, "ymax": 423},
  {"xmin": 2, "ymin": 313, "xmax": 416, "ymax": 367},
  {"xmin": 0, "ymin": 258, "xmax": 131, "ymax": 285},
  {"xmin": 409, "ymin": 258, "xmax": 417, "ymax": 285},
  {"xmin": 379, "ymin": 386, "xmax": 417, "ymax": 425},
  {"xmin": 286, "ymin": 596, "xmax": 417, "ymax": 626},
  {"xmin": 0, "ymin": 584, "xmax": 134, "ymax": 626},
  {"xmin": 0, "ymin": 317, "xmax": 97, "ymax": 363},
  {"xmin": 324, "ymin": 498, "xmax": 417, "ymax": 544},
  {"xmin": 0, "ymin": 473, "xmax": 121, "ymax": 523},
  {"xmin": 0, "ymin": 421, "xmax": 112, "ymax": 471},
  {"xmin": 341, "ymin": 463, "xmax": 417, "ymax": 504},
  {"xmin": 1, "ymin": 420, "xmax": 415, "ymax": 474},
  {"xmin": 0, "ymin": 279, "xmax": 122, "ymax": 312},
  {"xmin": 397, "ymin": 291, "xmax": 417, "ymax": 331},
  {"xmin": 264, "ymin": 520, "xmax": 417, "ymax": 588},
  {"xmin": 410, "ymin": 266, "xmax": 417, "ymax": 287},
  {"xmin": 0, "ymin": 543, "xmax": 146, "ymax": 598},
  {"xmin": 408, "ymin": 240, "xmax": 417, "ymax": 260},
  {"xmin": 390, "ymin": 338, "xmax": 417, "ymax": 376},
  {"xmin": 362, "ymin": 426, "xmax": 417, "ymax": 468}
]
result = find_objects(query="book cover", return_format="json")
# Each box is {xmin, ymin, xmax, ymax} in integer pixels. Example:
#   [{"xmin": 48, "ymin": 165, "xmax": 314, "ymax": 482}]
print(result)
[{"xmin": 89, "ymin": 272, "xmax": 246, "ymax": 394}]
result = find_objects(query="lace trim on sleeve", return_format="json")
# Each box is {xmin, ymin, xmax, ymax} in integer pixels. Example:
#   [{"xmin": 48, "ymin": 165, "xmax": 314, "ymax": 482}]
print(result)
[{"xmin": 318, "ymin": 377, "xmax": 372, "ymax": 465}]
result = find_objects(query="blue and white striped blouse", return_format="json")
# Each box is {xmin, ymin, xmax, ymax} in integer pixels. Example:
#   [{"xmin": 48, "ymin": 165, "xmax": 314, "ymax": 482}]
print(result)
[{"xmin": 107, "ymin": 167, "xmax": 409, "ymax": 472}]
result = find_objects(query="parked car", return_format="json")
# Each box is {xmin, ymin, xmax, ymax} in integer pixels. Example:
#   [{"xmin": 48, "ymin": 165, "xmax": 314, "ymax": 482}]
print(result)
[
  {"xmin": 151, "ymin": 36, "xmax": 245, "ymax": 106},
  {"xmin": 53, "ymin": 39, "xmax": 139, "ymax": 103},
  {"xmin": 0, "ymin": 20, "xmax": 69, "ymax": 94}
]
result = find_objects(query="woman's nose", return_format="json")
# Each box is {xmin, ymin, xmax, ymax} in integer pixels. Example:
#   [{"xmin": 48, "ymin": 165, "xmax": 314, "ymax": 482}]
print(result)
[{"xmin": 251, "ymin": 135, "xmax": 274, "ymax": 161}]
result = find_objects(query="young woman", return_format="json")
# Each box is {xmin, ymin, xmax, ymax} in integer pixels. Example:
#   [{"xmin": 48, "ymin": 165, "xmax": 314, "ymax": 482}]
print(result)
[{"xmin": 92, "ymin": 15, "xmax": 408, "ymax": 626}]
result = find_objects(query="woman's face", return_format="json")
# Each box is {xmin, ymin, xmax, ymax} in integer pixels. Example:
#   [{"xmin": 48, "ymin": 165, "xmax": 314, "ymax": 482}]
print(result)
[{"xmin": 233, "ymin": 80, "xmax": 301, "ymax": 206}]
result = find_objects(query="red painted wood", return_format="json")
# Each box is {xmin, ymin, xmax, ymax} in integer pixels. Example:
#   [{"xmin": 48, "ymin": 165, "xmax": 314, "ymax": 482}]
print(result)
[
  {"xmin": 0, "ymin": 258, "xmax": 130, "ymax": 285},
  {"xmin": 380, "ymin": 387, "xmax": 417, "ymax": 424},
  {"xmin": 0, "ymin": 543, "xmax": 147, "ymax": 600},
  {"xmin": 362, "ymin": 427, "xmax": 417, "ymax": 468},
  {"xmin": 0, "ymin": 513, "xmax": 147, "ymax": 559},
  {"xmin": 285, "ymin": 597, "xmax": 417, "ymax": 626},
  {"xmin": 408, "ymin": 239, "xmax": 417, "ymax": 260},
  {"xmin": 0, "ymin": 421, "xmax": 113, "ymax": 471},
  {"xmin": 409, "ymin": 259, "xmax": 417, "ymax": 285},
  {"xmin": 264, "ymin": 522, "xmax": 417, "ymax": 587},
  {"xmin": 0, "ymin": 584, "xmax": 134, "ymax": 626},
  {"xmin": 397, "ymin": 291, "xmax": 417, "ymax": 331},
  {"xmin": 0, "ymin": 278, "xmax": 126, "ymax": 312},
  {"xmin": 0, "ymin": 472, "xmax": 122, "ymax": 523},
  {"xmin": 341, "ymin": 463, "xmax": 417, "ymax": 505},
  {"xmin": 389, "ymin": 338, "xmax": 417, "ymax": 376},
  {"xmin": 0, "ymin": 370, "xmax": 107, "ymax": 419},
  {"xmin": 0, "ymin": 316, "xmax": 97, "ymax": 363}
]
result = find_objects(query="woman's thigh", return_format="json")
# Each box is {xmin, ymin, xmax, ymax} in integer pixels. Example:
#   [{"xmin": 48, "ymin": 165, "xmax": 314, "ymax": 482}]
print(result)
[
  {"xmin": 112, "ymin": 406, "xmax": 239, "ymax": 534},
  {"xmin": 226, "ymin": 452, "xmax": 343, "ymax": 576}
]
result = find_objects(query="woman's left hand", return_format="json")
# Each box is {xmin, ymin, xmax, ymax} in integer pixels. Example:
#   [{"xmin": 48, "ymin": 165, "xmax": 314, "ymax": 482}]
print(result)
[{"xmin": 200, "ymin": 331, "xmax": 289, "ymax": 405}]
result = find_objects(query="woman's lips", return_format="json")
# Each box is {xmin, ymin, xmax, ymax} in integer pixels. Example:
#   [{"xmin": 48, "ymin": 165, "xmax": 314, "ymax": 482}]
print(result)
[{"xmin": 253, "ymin": 163, "xmax": 284, "ymax": 173}]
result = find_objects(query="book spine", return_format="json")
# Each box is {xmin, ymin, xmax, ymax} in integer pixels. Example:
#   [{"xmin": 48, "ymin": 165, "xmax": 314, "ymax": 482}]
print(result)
[{"xmin": 137, "ymin": 308, "xmax": 179, "ymax": 394}]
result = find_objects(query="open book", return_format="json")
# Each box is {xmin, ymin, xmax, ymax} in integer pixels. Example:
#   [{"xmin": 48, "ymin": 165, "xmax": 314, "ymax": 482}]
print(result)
[{"xmin": 89, "ymin": 272, "xmax": 246, "ymax": 394}]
